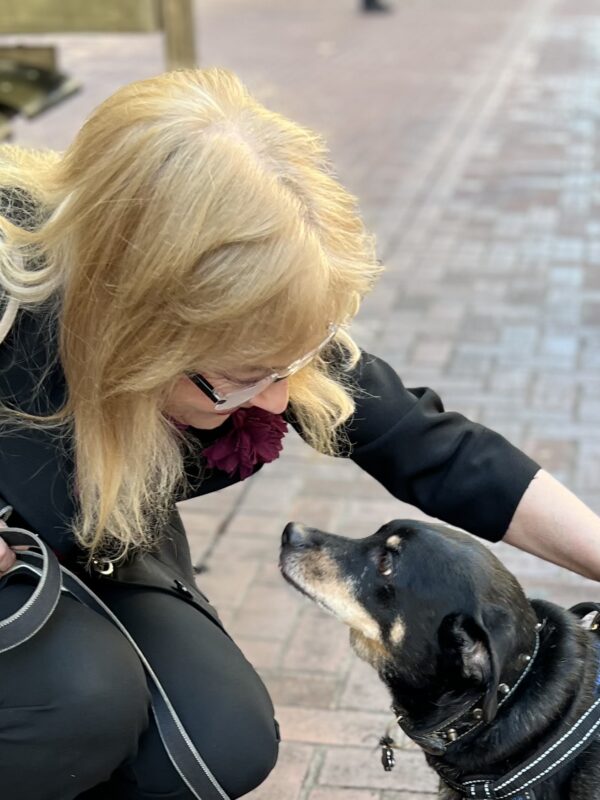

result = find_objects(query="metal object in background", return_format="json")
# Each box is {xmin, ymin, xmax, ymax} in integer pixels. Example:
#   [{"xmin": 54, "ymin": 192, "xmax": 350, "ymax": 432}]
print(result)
[
  {"xmin": 0, "ymin": 1, "xmax": 197, "ymax": 69},
  {"xmin": 0, "ymin": 45, "xmax": 80, "ymax": 141},
  {"xmin": 0, "ymin": 1, "xmax": 198, "ymax": 141},
  {"xmin": 0, "ymin": 47, "xmax": 80, "ymax": 116}
]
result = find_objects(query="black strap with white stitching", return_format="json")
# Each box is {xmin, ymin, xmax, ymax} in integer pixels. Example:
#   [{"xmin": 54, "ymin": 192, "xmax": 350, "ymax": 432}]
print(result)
[
  {"xmin": 0, "ymin": 527, "xmax": 230, "ymax": 800},
  {"xmin": 436, "ymin": 618, "xmax": 600, "ymax": 799},
  {"xmin": 0, "ymin": 528, "xmax": 62, "ymax": 652},
  {"xmin": 469, "ymin": 685, "xmax": 600, "ymax": 799}
]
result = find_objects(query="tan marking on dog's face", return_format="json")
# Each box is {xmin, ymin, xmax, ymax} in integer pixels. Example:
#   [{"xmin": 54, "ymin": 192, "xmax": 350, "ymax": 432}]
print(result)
[
  {"xmin": 386, "ymin": 534, "xmax": 402, "ymax": 550},
  {"xmin": 283, "ymin": 548, "xmax": 382, "ymax": 642},
  {"xmin": 350, "ymin": 629, "xmax": 393, "ymax": 670},
  {"xmin": 389, "ymin": 616, "xmax": 406, "ymax": 646}
]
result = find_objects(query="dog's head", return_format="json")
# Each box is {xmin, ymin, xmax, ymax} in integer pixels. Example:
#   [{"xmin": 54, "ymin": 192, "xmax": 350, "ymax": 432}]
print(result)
[{"xmin": 280, "ymin": 519, "xmax": 537, "ymax": 753}]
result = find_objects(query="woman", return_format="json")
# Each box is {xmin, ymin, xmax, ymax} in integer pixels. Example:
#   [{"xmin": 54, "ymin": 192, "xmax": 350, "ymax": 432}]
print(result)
[{"xmin": 0, "ymin": 68, "xmax": 597, "ymax": 800}]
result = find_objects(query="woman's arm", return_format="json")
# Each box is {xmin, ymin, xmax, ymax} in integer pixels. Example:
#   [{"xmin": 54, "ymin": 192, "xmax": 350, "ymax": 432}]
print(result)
[
  {"xmin": 504, "ymin": 469, "xmax": 600, "ymax": 581},
  {"xmin": 325, "ymin": 351, "xmax": 600, "ymax": 580},
  {"xmin": 331, "ymin": 351, "xmax": 540, "ymax": 542}
]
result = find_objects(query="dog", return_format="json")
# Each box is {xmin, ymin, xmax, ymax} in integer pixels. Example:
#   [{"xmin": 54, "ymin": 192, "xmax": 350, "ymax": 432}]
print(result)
[{"xmin": 279, "ymin": 519, "xmax": 600, "ymax": 799}]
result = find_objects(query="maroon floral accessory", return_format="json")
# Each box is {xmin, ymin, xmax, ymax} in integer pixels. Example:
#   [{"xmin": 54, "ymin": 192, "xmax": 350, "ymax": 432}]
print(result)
[{"xmin": 201, "ymin": 407, "xmax": 288, "ymax": 479}]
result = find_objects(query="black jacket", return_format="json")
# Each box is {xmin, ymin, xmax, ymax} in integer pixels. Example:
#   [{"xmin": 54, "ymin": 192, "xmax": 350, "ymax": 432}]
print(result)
[{"xmin": 0, "ymin": 299, "xmax": 540, "ymax": 619}]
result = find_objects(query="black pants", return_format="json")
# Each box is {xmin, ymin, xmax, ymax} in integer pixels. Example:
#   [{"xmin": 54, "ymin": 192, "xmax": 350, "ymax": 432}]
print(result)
[{"xmin": 0, "ymin": 578, "xmax": 279, "ymax": 800}]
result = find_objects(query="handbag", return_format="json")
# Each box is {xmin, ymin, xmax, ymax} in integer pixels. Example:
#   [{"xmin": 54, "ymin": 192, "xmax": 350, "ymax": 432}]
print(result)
[{"xmin": 0, "ymin": 526, "xmax": 230, "ymax": 800}]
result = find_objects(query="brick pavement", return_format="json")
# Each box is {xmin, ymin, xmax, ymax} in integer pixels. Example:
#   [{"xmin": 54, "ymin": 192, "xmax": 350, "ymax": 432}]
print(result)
[{"xmin": 3, "ymin": 0, "xmax": 600, "ymax": 797}]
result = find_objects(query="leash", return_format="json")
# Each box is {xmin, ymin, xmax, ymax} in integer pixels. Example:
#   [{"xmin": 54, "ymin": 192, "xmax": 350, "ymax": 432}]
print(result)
[{"xmin": 0, "ymin": 527, "xmax": 231, "ymax": 800}]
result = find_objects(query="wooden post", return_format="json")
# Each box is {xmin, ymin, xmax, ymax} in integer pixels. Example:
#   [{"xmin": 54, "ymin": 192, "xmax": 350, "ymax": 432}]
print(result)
[
  {"xmin": 0, "ymin": 114, "xmax": 11, "ymax": 142},
  {"xmin": 160, "ymin": 0, "xmax": 197, "ymax": 70}
]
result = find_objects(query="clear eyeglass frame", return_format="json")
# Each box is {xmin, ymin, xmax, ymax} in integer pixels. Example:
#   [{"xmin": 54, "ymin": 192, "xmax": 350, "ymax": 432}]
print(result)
[{"xmin": 189, "ymin": 323, "xmax": 339, "ymax": 412}]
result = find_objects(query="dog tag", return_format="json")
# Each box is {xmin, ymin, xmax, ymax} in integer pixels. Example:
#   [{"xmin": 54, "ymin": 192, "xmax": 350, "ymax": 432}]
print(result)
[{"xmin": 379, "ymin": 735, "xmax": 396, "ymax": 771}]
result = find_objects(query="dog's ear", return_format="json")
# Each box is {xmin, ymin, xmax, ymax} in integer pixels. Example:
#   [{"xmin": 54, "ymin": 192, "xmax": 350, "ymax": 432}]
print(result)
[
  {"xmin": 439, "ymin": 612, "xmax": 503, "ymax": 723},
  {"xmin": 478, "ymin": 604, "xmax": 515, "ymax": 722}
]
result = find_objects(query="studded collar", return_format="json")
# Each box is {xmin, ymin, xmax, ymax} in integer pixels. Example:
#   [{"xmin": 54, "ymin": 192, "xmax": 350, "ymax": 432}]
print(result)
[
  {"xmin": 391, "ymin": 604, "xmax": 600, "ymax": 799},
  {"xmin": 393, "ymin": 623, "xmax": 542, "ymax": 756}
]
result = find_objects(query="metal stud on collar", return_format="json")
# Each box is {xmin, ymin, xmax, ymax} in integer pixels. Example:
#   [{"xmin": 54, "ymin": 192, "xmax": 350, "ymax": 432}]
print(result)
[{"xmin": 494, "ymin": 621, "xmax": 544, "ymax": 705}]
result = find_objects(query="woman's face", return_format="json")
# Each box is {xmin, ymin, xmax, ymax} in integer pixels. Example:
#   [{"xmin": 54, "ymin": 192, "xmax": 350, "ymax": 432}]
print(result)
[
  {"xmin": 164, "ymin": 374, "xmax": 290, "ymax": 429},
  {"xmin": 164, "ymin": 324, "xmax": 335, "ymax": 428}
]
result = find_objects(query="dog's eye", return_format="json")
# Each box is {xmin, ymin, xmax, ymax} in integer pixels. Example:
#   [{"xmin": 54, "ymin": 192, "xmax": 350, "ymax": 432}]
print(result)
[{"xmin": 378, "ymin": 552, "xmax": 393, "ymax": 577}]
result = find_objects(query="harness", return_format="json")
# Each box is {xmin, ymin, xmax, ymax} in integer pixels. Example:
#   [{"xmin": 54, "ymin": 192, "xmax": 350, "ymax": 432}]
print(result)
[{"xmin": 389, "ymin": 603, "xmax": 600, "ymax": 800}]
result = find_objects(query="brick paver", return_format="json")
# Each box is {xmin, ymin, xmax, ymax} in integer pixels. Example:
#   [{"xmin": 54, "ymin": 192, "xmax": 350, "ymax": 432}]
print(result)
[{"xmin": 3, "ymin": 1, "xmax": 600, "ymax": 797}]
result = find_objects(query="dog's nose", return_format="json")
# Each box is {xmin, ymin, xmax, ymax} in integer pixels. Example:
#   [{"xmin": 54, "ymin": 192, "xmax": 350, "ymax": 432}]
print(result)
[{"xmin": 282, "ymin": 522, "xmax": 310, "ymax": 548}]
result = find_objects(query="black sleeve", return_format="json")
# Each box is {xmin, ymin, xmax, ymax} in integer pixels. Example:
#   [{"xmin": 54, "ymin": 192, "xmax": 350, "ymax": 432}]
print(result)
[{"xmin": 305, "ymin": 351, "xmax": 539, "ymax": 542}]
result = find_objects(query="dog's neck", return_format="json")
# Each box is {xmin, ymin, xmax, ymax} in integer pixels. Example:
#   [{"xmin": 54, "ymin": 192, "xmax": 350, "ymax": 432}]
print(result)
[
  {"xmin": 421, "ymin": 601, "xmax": 597, "ymax": 787},
  {"xmin": 392, "ymin": 619, "xmax": 543, "ymax": 757}
]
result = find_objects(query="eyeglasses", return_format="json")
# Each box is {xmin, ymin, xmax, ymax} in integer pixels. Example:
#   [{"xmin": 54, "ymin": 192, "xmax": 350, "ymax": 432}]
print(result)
[{"xmin": 189, "ymin": 323, "xmax": 338, "ymax": 412}]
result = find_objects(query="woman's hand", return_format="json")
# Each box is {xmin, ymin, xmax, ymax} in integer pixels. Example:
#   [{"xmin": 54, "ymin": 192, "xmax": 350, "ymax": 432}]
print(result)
[{"xmin": 0, "ymin": 520, "xmax": 28, "ymax": 575}]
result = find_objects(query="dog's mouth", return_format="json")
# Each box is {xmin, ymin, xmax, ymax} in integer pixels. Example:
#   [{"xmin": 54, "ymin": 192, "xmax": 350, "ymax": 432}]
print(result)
[
  {"xmin": 280, "ymin": 549, "xmax": 389, "ymax": 654},
  {"xmin": 279, "ymin": 558, "xmax": 313, "ymax": 599},
  {"xmin": 279, "ymin": 553, "xmax": 339, "ymax": 617}
]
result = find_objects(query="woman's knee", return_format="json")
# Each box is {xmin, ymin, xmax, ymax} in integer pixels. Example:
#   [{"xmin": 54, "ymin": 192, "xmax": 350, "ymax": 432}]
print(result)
[
  {"xmin": 122, "ymin": 639, "xmax": 279, "ymax": 798},
  {"xmin": 57, "ymin": 631, "xmax": 150, "ymax": 755},
  {"xmin": 230, "ymin": 708, "xmax": 280, "ymax": 796},
  {"xmin": 52, "ymin": 603, "xmax": 150, "ymax": 768},
  {"xmin": 127, "ymin": 700, "xmax": 279, "ymax": 800},
  {"xmin": 0, "ymin": 583, "xmax": 150, "ymax": 795},
  {"xmin": 84, "ymin": 585, "xmax": 280, "ymax": 798},
  {"xmin": 199, "ymin": 650, "xmax": 280, "ymax": 796}
]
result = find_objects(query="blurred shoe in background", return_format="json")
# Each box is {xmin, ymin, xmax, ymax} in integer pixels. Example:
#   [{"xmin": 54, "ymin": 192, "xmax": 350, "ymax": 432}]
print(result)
[{"xmin": 362, "ymin": 0, "xmax": 392, "ymax": 12}]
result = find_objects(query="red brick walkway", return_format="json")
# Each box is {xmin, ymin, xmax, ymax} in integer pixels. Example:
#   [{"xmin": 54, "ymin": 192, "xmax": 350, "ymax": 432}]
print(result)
[{"xmin": 4, "ymin": 1, "xmax": 600, "ymax": 796}]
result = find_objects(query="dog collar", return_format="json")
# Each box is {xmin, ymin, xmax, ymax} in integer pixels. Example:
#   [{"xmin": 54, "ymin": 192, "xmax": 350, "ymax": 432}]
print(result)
[
  {"xmin": 437, "ymin": 661, "xmax": 600, "ymax": 799},
  {"xmin": 432, "ymin": 605, "xmax": 600, "ymax": 799},
  {"xmin": 394, "ymin": 623, "xmax": 543, "ymax": 756}
]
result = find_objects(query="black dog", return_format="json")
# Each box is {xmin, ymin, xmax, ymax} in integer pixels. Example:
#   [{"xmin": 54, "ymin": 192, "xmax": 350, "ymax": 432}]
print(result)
[{"xmin": 279, "ymin": 520, "xmax": 600, "ymax": 799}]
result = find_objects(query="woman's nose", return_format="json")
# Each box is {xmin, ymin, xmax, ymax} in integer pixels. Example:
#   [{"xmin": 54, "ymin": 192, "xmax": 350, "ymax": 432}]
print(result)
[{"xmin": 250, "ymin": 379, "xmax": 290, "ymax": 415}]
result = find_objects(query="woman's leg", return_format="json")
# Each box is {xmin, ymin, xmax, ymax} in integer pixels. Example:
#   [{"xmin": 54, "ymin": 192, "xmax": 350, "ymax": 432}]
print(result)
[
  {"xmin": 91, "ymin": 583, "xmax": 280, "ymax": 800},
  {"xmin": 0, "ymin": 579, "xmax": 151, "ymax": 800}
]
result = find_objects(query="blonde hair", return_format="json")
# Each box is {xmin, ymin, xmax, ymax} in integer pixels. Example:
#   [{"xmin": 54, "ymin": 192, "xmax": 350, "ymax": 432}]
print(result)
[{"xmin": 0, "ymin": 68, "xmax": 381, "ymax": 562}]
